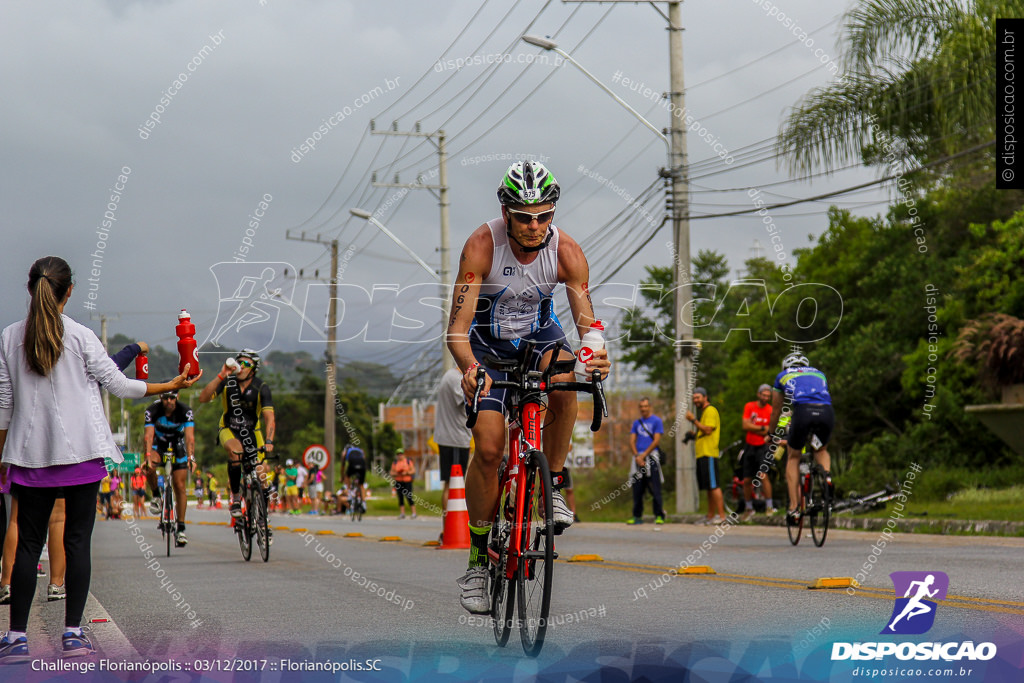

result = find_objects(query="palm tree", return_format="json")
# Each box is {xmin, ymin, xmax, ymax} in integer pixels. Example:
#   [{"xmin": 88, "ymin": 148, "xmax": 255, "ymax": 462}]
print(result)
[
  {"xmin": 777, "ymin": 0, "xmax": 1015, "ymax": 174},
  {"xmin": 954, "ymin": 313, "xmax": 1024, "ymax": 389}
]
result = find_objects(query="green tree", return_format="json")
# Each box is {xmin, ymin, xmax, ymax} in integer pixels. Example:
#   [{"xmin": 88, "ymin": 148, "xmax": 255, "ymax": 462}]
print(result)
[
  {"xmin": 777, "ymin": 0, "xmax": 1013, "ymax": 173},
  {"xmin": 619, "ymin": 250, "xmax": 729, "ymax": 396}
]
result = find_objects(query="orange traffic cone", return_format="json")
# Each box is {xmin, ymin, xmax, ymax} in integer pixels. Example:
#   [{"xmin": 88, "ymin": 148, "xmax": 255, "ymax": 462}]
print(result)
[{"xmin": 439, "ymin": 464, "xmax": 471, "ymax": 550}]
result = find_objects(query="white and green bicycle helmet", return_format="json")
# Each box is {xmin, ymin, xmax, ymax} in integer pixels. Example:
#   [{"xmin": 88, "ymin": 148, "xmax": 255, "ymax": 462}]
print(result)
[{"xmin": 497, "ymin": 161, "xmax": 560, "ymax": 206}]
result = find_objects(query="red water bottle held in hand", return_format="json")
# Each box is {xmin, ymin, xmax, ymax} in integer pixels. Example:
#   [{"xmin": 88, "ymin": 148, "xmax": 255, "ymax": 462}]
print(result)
[
  {"xmin": 175, "ymin": 309, "xmax": 200, "ymax": 378},
  {"xmin": 135, "ymin": 353, "xmax": 149, "ymax": 380}
]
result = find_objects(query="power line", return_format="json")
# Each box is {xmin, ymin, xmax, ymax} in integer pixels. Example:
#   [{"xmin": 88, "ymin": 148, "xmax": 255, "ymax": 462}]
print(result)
[
  {"xmin": 374, "ymin": 0, "xmax": 496, "ymax": 121},
  {"xmin": 685, "ymin": 16, "xmax": 841, "ymax": 92},
  {"xmin": 689, "ymin": 140, "xmax": 994, "ymax": 220}
]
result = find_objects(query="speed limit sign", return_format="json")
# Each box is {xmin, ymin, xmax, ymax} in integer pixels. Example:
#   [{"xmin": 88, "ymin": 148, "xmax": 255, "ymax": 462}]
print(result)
[{"xmin": 303, "ymin": 444, "xmax": 330, "ymax": 470}]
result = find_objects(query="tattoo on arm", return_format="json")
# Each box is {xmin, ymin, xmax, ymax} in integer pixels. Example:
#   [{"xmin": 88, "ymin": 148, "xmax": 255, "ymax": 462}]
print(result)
[{"xmin": 448, "ymin": 305, "xmax": 463, "ymax": 328}]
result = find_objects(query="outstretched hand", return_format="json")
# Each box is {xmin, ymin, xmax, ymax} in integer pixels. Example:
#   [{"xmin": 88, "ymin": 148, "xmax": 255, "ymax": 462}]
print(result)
[{"xmin": 172, "ymin": 364, "xmax": 203, "ymax": 389}]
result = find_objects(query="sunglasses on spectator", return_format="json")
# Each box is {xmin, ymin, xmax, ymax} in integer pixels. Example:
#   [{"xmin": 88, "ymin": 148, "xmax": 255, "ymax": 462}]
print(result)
[{"xmin": 507, "ymin": 208, "xmax": 554, "ymax": 224}]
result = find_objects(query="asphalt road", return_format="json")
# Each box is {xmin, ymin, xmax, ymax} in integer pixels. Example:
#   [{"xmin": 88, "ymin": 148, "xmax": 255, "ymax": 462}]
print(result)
[{"xmin": 8, "ymin": 505, "xmax": 1024, "ymax": 681}]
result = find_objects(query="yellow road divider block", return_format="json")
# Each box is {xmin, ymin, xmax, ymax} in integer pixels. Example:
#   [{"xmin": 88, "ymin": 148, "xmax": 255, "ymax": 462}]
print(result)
[
  {"xmin": 568, "ymin": 554, "xmax": 604, "ymax": 562},
  {"xmin": 317, "ymin": 530, "xmax": 334, "ymax": 535},
  {"xmin": 380, "ymin": 536, "xmax": 401, "ymax": 542},
  {"xmin": 423, "ymin": 540, "xmax": 440, "ymax": 547},
  {"xmin": 274, "ymin": 526, "xmax": 290, "ymax": 531},
  {"xmin": 344, "ymin": 532, "xmax": 364, "ymax": 538},
  {"xmin": 291, "ymin": 528, "xmax": 307, "ymax": 533},
  {"xmin": 679, "ymin": 566, "xmax": 715, "ymax": 575},
  {"xmin": 810, "ymin": 577, "xmax": 859, "ymax": 589}
]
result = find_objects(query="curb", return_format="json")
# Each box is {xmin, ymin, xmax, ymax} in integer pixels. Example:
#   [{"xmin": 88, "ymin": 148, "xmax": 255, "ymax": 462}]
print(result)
[{"xmin": 659, "ymin": 514, "xmax": 1024, "ymax": 535}]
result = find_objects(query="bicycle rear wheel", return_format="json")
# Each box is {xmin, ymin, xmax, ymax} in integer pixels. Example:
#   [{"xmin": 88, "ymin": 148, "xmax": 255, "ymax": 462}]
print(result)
[
  {"xmin": 490, "ymin": 473, "xmax": 516, "ymax": 647},
  {"xmin": 237, "ymin": 498, "xmax": 253, "ymax": 561},
  {"xmin": 786, "ymin": 483, "xmax": 804, "ymax": 546},
  {"xmin": 517, "ymin": 450, "xmax": 554, "ymax": 657},
  {"xmin": 810, "ymin": 469, "xmax": 831, "ymax": 547},
  {"xmin": 253, "ymin": 486, "xmax": 270, "ymax": 562}
]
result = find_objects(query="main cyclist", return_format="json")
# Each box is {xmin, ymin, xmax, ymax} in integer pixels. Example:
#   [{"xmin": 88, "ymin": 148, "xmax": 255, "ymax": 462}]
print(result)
[
  {"xmin": 447, "ymin": 160, "xmax": 610, "ymax": 614},
  {"xmin": 143, "ymin": 390, "xmax": 195, "ymax": 547},
  {"xmin": 768, "ymin": 351, "xmax": 834, "ymax": 525},
  {"xmin": 198, "ymin": 349, "xmax": 275, "ymax": 520}
]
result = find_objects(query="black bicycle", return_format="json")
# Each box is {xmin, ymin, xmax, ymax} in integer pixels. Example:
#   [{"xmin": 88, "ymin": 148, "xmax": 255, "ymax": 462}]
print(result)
[
  {"xmin": 348, "ymin": 483, "xmax": 365, "ymax": 522},
  {"xmin": 786, "ymin": 435, "xmax": 832, "ymax": 547},
  {"xmin": 236, "ymin": 449, "xmax": 271, "ymax": 562},
  {"xmin": 158, "ymin": 452, "xmax": 176, "ymax": 557},
  {"xmin": 832, "ymin": 485, "xmax": 899, "ymax": 515}
]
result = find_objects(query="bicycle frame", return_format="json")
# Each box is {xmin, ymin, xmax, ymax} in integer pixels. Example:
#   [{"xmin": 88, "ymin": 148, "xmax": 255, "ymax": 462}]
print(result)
[{"xmin": 493, "ymin": 399, "xmax": 544, "ymax": 582}]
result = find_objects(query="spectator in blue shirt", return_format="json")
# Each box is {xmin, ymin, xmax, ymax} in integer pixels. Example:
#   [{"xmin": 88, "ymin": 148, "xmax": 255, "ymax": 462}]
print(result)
[{"xmin": 628, "ymin": 398, "xmax": 665, "ymax": 525}]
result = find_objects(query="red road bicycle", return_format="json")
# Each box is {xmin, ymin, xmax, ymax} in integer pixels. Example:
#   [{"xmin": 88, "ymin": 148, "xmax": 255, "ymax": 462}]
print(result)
[
  {"xmin": 466, "ymin": 342, "xmax": 606, "ymax": 657},
  {"xmin": 786, "ymin": 434, "xmax": 832, "ymax": 548}
]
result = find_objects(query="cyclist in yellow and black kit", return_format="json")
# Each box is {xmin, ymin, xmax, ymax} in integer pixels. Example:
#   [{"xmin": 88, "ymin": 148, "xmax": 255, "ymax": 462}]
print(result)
[{"xmin": 198, "ymin": 349, "xmax": 275, "ymax": 518}]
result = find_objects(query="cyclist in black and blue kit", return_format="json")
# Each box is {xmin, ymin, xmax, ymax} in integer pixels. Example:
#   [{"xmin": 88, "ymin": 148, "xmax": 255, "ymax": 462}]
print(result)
[
  {"xmin": 768, "ymin": 352, "xmax": 834, "ymax": 524},
  {"xmin": 343, "ymin": 445, "xmax": 367, "ymax": 512},
  {"xmin": 143, "ymin": 390, "xmax": 195, "ymax": 547},
  {"xmin": 343, "ymin": 445, "xmax": 367, "ymax": 488}
]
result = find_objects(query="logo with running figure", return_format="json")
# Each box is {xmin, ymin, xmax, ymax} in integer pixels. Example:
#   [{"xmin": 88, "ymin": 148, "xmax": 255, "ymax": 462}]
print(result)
[
  {"xmin": 881, "ymin": 571, "xmax": 949, "ymax": 635},
  {"xmin": 205, "ymin": 262, "xmax": 297, "ymax": 353}
]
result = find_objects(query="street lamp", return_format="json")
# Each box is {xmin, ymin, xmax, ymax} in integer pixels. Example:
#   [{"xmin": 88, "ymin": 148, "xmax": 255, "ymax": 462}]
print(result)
[
  {"xmin": 522, "ymin": 25, "xmax": 696, "ymax": 514},
  {"xmin": 521, "ymin": 35, "xmax": 668, "ymax": 148},
  {"xmin": 349, "ymin": 208, "xmax": 440, "ymax": 282}
]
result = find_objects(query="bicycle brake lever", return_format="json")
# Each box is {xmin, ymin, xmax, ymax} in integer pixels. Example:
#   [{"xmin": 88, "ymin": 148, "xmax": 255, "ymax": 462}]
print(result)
[
  {"xmin": 590, "ymin": 369, "xmax": 606, "ymax": 432},
  {"xmin": 465, "ymin": 367, "xmax": 487, "ymax": 429},
  {"xmin": 591, "ymin": 369, "xmax": 608, "ymax": 417}
]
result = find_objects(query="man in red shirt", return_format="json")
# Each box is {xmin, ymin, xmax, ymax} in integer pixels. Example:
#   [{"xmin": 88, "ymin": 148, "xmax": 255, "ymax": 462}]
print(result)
[{"xmin": 740, "ymin": 384, "xmax": 776, "ymax": 520}]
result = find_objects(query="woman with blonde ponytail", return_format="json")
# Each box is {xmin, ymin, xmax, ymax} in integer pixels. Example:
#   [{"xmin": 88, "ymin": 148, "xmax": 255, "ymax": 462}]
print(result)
[{"xmin": 0, "ymin": 256, "xmax": 202, "ymax": 663}]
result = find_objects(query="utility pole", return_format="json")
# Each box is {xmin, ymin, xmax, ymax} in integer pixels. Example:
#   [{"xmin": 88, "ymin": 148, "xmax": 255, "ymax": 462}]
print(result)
[
  {"xmin": 370, "ymin": 120, "xmax": 454, "ymax": 372},
  {"xmin": 285, "ymin": 231, "xmax": 338, "ymax": 490},
  {"xmin": 560, "ymin": 0, "xmax": 696, "ymax": 512},
  {"xmin": 668, "ymin": 0, "xmax": 697, "ymax": 514},
  {"xmin": 90, "ymin": 313, "xmax": 119, "ymax": 424}
]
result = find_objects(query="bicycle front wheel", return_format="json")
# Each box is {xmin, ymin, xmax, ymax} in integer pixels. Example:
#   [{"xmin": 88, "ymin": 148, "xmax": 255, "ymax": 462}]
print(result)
[
  {"xmin": 810, "ymin": 470, "xmax": 831, "ymax": 547},
  {"xmin": 786, "ymin": 483, "xmax": 804, "ymax": 546},
  {"xmin": 237, "ymin": 498, "xmax": 253, "ymax": 562},
  {"xmin": 164, "ymin": 489, "xmax": 174, "ymax": 557},
  {"xmin": 517, "ymin": 449, "xmax": 554, "ymax": 657},
  {"xmin": 253, "ymin": 487, "xmax": 270, "ymax": 562},
  {"xmin": 490, "ymin": 474, "xmax": 516, "ymax": 647}
]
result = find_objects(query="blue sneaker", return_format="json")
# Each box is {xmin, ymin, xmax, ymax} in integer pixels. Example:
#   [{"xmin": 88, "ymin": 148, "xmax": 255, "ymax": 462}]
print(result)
[
  {"xmin": 0, "ymin": 633, "xmax": 29, "ymax": 665},
  {"xmin": 61, "ymin": 630, "xmax": 96, "ymax": 658}
]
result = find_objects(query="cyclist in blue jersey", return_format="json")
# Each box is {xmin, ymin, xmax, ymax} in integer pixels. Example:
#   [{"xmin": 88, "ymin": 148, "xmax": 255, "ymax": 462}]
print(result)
[
  {"xmin": 143, "ymin": 390, "xmax": 195, "ymax": 546},
  {"xmin": 768, "ymin": 352, "xmax": 834, "ymax": 524},
  {"xmin": 343, "ymin": 445, "xmax": 367, "ymax": 513}
]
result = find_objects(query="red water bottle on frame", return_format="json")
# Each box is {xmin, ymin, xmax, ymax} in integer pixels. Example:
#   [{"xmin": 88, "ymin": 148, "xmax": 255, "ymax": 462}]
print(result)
[
  {"xmin": 175, "ymin": 309, "xmax": 200, "ymax": 378},
  {"xmin": 135, "ymin": 353, "xmax": 148, "ymax": 380}
]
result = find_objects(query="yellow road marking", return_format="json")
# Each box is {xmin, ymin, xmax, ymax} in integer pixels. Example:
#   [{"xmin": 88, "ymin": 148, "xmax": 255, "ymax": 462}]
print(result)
[{"xmin": 570, "ymin": 560, "xmax": 1024, "ymax": 615}]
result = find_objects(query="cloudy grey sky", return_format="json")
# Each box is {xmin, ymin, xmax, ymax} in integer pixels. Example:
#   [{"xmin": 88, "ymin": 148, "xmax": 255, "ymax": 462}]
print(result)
[{"xmin": 0, "ymin": 0, "xmax": 887, "ymax": 377}]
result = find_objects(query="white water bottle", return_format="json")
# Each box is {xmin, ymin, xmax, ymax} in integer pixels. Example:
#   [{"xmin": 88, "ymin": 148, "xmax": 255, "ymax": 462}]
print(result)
[{"xmin": 574, "ymin": 320, "xmax": 605, "ymax": 381}]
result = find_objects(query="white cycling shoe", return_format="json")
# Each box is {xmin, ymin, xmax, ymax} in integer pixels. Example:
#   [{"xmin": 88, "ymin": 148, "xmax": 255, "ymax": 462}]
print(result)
[
  {"xmin": 457, "ymin": 566, "xmax": 490, "ymax": 615},
  {"xmin": 552, "ymin": 490, "xmax": 574, "ymax": 533}
]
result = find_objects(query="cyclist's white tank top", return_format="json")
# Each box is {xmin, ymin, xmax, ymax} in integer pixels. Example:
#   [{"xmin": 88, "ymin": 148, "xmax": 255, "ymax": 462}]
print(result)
[{"xmin": 480, "ymin": 217, "xmax": 560, "ymax": 340}]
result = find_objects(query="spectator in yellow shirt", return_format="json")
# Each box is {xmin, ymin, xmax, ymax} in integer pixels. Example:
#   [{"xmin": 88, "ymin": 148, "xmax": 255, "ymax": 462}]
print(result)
[{"xmin": 685, "ymin": 387, "xmax": 725, "ymax": 525}]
